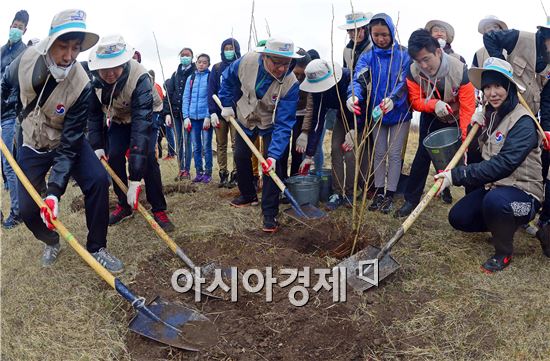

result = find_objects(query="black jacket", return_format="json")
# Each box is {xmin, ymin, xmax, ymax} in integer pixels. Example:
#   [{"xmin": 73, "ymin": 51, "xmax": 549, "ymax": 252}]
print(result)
[
  {"xmin": 1, "ymin": 48, "xmax": 92, "ymax": 199},
  {"xmin": 88, "ymin": 63, "xmax": 153, "ymax": 181},
  {"xmin": 1, "ymin": 40, "xmax": 26, "ymax": 120},
  {"xmin": 451, "ymin": 115, "xmax": 538, "ymax": 188},
  {"xmin": 162, "ymin": 63, "xmax": 196, "ymax": 118}
]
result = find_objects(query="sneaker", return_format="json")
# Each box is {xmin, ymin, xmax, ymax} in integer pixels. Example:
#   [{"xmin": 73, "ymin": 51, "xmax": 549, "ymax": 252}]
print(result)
[
  {"xmin": 440, "ymin": 188, "xmax": 453, "ymax": 204},
  {"xmin": 174, "ymin": 170, "xmax": 191, "ymax": 181},
  {"xmin": 262, "ymin": 215, "xmax": 279, "ymax": 233},
  {"xmin": 42, "ymin": 242, "xmax": 61, "ymax": 267},
  {"xmin": 109, "ymin": 204, "xmax": 133, "ymax": 226},
  {"xmin": 326, "ymin": 194, "xmax": 344, "ymax": 211},
  {"xmin": 394, "ymin": 201, "xmax": 417, "ymax": 218},
  {"xmin": 368, "ymin": 194, "xmax": 385, "ymax": 212},
  {"xmin": 153, "ymin": 211, "xmax": 175, "ymax": 232},
  {"xmin": 162, "ymin": 155, "xmax": 175, "ymax": 161},
  {"xmin": 201, "ymin": 174, "xmax": 212, "ymax": 184},
  {"xmin": 379, "ymin": 196, "xmax": 394, "ymax": 214},
  {"xmin": 192, "ymin": 173, "xmax": 204, "ymax": 183},
  {"xmin": 536, "ymin": 222, "xmax": 550, "ymax": 258},
  {"xmin": 481, "ymin": 254, "xmax": 512, "ymax": 273},
  {"xmin": 230, "ymin": 195, "xmax": 259, "ymax": 208},
  {"xmin": 2, "ymin": 212, "xmax": 22, "ymax": 229},
  {"xmin": 91, "ymin": 247, "xmax": 124, "ymax": 273}
]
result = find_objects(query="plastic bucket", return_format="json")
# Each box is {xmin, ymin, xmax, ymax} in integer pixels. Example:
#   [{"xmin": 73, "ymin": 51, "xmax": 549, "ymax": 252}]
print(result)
[
  {"xmin": 309, "ymin": 168, "xmax": 333, "ymax": 202},
  {"xmin": 422, "ymin": 127, "xmax": 463, "ymax": 172},
  {"xmin": 286, "ymin": 175, "xmax": 321, "ymax": 206}
]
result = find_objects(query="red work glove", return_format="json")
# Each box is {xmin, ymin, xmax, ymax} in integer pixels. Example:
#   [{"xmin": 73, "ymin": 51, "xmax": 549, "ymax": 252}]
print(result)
[
  {"xmin": 261, "ymin": 157, "xmax": 276, "ymax": 175},
  {"xmin": 544, "ymin": 131, "xmax": 550, "ymax": 151},
  {"xmin": 40, "ymin": 195, "xmax": 59, "ymax": 230}
]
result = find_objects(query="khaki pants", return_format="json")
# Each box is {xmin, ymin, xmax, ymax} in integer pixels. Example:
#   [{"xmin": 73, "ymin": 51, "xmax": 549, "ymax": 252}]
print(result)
[{"xmin": 214, "ymin": 118, "xmax": 236, "ymax": 173}]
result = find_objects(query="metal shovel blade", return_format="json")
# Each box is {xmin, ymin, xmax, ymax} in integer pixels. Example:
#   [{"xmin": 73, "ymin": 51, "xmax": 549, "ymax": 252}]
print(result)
[
  {"xmin": 283, "ymin": 203, "xmax": 327, "ymax": 220},
  {"xmin": 338, "ymin": 245, "xmax": 400, "ymax": 292},
  {"xmin": 128, "ymin": 296, "xmax": 218, "ymax": 351}
]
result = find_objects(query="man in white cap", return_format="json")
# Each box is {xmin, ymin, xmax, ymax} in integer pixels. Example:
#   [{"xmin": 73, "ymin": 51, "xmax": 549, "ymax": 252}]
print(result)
[
  {"xmin": 218, "ymin": 36, "xmax": 301, "ymax": 232},
  {"xmin": 87, "ymin": 34, "xmax": 175, "ymax": 232},
  {"xmin": 473, "ymin": 16, "xmax": 508, "ymax": 68},
  {"xmin": 338, "ymin": 11, "xmax": 373, "ymax": 70},
  {"xmin": 425, "ymin": 19, "xmax": 466, "ymax": 64},
  {"xmin": 435, "ymin": 57, "xmax": 545, "ymax": 271},
  {"xmin": 298, "ymin": 58, "xmax": 358, "ymax": 211},
  {"xmin": 1, "ymin": 9, "xmax": 123, "ymax": 272}
]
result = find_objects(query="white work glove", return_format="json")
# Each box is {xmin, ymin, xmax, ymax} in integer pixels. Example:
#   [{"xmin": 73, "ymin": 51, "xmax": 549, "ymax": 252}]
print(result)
[
  {"xmin": 470, "ymin": 111, "xmax": 485, "ymax": 127},
  {"xmin": 295, "ymin": 132, "xmax": 308, "ymax": 153},
  {"xmin": 380, "ymin": 97, "xmax": 394, "ymax": 114},
  {"xmin": 342, "ymin": 129, "xmax": 355, "ymax": 152},
  {"xmin": 434, "ymin": 170, "xmax": 453, "ymax": 196},
  {"xmin": 346, "ymin": 96, "xmax": 361, "ymax": 115},
  {"xmin": 261, "ymin": 157, "xmax": 276, "ymax": 175},
  {"xmin": 40, "ymin": 195, "xmax": 59, "ymax": 230},
  {"xmin": 165, "ymin": 114, "xmax": 172, "ymax": 127},
  {"xmin": 435, "ymin": 100, "xmax": 452, "ymax": 118},
  {"xmin": 221, "ymin": 106, "xmax": 235, "ymax": 120},
  {"xmin": 210, "ymin": 113, "xmax": 220, "ymax": 128},
  {"xmin": 94, "ymin": 148, "xmax": 106, "ymax": 161},
  {"xmin": 298, "ymin": 156, "xmax": 314, "ymax": 175},
  {"xmin": 127, "ymin": 181, "xmax": 142, "ymax": 210},
  {"xmin": 183, "ymin": 118, "xmax": 192, "ymax": 132},
  {"xmin": 203, "ymin": 118, "xmax": 211, "ymax": 130}
]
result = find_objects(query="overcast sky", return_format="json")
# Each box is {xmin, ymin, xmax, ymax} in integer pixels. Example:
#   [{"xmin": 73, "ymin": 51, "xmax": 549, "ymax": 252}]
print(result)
[{"xmin": 1, "ymin": 0, "xmax": 544, "ymax": 87}]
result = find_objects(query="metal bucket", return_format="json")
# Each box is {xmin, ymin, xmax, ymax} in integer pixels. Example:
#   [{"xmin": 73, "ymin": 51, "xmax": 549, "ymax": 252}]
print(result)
[
  {"xmin": 422, "ymin": 127, "xmax": 463, "ymax": 172},
  {"xmin": 310, "ymin": 168, "xmax": 332, "ymax": 202},
  {"xmin": 286, "ymin": 175, "xmax": 321, "ymax": 207}
]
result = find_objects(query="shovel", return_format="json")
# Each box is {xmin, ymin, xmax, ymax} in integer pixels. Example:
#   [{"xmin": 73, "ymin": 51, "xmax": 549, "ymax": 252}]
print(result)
[
  {"xmin": 100, "ymin": 158, "xmax": 231, "ymax": 299},
  {"xmin": 339, "ymin": 123, "xmax": 480, "ymax": 292},
  {"xmin": 212, "ymin": 95, "xmax": 326, "ymax": 220},
  {"xmin": 0, "ymin": 139, "xmax": 217, "ymax": 351}
]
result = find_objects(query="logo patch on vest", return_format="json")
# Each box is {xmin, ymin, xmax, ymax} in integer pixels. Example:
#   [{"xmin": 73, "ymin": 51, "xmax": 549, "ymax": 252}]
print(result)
[
  {"xmin": 495, "ymin": 131, "xmax": 504, "ymax": 143},
  {"xmin": 271, "ymin": 94, "xmax": 279, "ymax": 104},
  {"xmin": 55, "ymin": 104, "xmax": 65, "ymax": 115}
]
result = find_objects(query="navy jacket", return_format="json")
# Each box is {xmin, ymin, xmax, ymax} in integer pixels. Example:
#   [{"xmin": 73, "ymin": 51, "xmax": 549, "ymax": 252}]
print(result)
[
  {"xmin": 218, "ymin": 54, "xmax": 299, "ymax": 160},
  {"xmin": 1, "ymin": 39, "xmax": 26, "ymax": 120},
  {"xmin": 306, "ymin": 68, "xmax": 354, "ymax": 157},
  {"xmin": 208, "ymin": 38, "xmax": 241, "ymax": 115},
  {"xmin": 163, "ymin": 63, "xmax": 196, "ymax": 119}
]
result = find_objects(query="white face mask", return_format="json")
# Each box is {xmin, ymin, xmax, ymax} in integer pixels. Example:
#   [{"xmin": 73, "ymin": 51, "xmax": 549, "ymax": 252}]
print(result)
[
  {"xmin": 437, "ymin": 38, "xmax": 446, "ymax": 49},
  {"xmin": 45, "ymin": 53, "xmax": 75, "ymax": 82}
]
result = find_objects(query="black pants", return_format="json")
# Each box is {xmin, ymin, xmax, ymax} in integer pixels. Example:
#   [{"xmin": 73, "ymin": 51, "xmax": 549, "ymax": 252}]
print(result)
[
  {"xmin": 449, "ymin": 186, "xmax": 539, "ymax": 256},
  {"xmin": 280, "ymin": 115, "xmax": 304, "ymax": 180},
  {"xmin": 108, "ymin": 122, "xmax": 167, "ymax": 212},
  {"xmin": 234, "ymin": 129, "xmax": 281, "ymax": 217},
  {"xmin": 405, "ymin": 117, "xmax": 456, "ymax": 205},
  {"xmin": 17, "ymin": 141, "xmax": 110, "ymax": 252}
]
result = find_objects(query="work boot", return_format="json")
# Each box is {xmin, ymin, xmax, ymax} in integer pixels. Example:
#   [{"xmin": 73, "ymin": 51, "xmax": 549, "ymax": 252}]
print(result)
[
  {"xmin": 326, "ymin": 194, "xmax": 344, "ymax": 211},
  {"xmin": 536, "ymin": 222, "xmax": 550, "ymax": 258},
  {"xmin": 394, "ymin": 201, "xmax": 417, "ymax": 218},
  {"xmin": 226, "ymin": 170, "xmax": 237, "ymax": 188},
  {"xmin": 2, "ymin": 212, "xmax": 22, "ymax": 229},
  {"xmin": 230, "ymin": 195, "xmax": 259, "ymax": 208},
  {"xmin": 262, "ymin": 215, "xmax": 279, "ymax": 233},
  {"xmin": 481, "ymin": 254, "xmax": 512, "ymax": 273},
  {"xmin": 42, "ymin": 242, "xmax": 61, "ymax": 267},
  {"xmin": 153, "ymin": 211, "xmax": 175, "ymax": 232},
  {"xmin": 109, "ymin": 204, "xmax": 133, "ymax": 226},
  {"xmin": 440, "ymin": 188, "xmax": 453, "ymax": 204},
  {"xmin": 368, "ymin": 194, "xmax": 385, "ymax": 212},
  {"xmin": 219, "ymin": 171, "xmax": 229, "ymax": 188},
  {"xmin": 379, "ymin": 196, "xmax": 394, "ymax": 214},
  {"xmin": 91, "ymin": 247, "xmax": 124, "ymax": 273}
]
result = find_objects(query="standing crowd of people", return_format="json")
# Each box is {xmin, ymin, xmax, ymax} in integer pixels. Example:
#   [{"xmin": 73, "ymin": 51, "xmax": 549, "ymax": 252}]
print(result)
[{"xmin": 1, "ymin": 8, "xmax": 550, "ymax": 274}]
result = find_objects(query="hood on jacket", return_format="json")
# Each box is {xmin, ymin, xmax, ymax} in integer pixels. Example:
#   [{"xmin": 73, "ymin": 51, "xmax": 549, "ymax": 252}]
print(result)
[
  {"xmin": 369, "ymin": 13, "xmax": 396, "ymax": 49},
  {"xmin": 220, "ymin": 38, "xmax": 241, "ymax": 63}
]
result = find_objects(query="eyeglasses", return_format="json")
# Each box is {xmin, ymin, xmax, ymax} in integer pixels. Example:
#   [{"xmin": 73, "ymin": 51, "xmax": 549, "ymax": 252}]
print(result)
[{"xmin": 266, "ymin": 56, "xmax": 291, "ymax": 69}]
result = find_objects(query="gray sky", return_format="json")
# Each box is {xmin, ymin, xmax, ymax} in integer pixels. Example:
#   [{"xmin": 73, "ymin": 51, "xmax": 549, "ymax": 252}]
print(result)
[{"xmin": 0, "ymin": 0, "xmax": 543, "ymax": 88}]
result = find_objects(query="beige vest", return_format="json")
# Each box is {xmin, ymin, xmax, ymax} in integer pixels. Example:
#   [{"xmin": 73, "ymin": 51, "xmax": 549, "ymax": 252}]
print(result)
[
  {"xmin": 236, "ymin": 52, "xmax": 297, "ymax": 130},
  {"xmin": 411, "ymin": 54, "xmax": 464, "ymax": 123},
  {"xmin": 95, "ymin": 59, "xmax": 149, "ymax": 125},
  {"xmin": 507, "ymin": 31, "xmax": 542, "ymax": 114},
  {"xmin": 343, "ymin": 42, "xmax": 372, "ymax": 70},
  {"xmin": 19, "ymin": 47, "xmax": 89, "ymax": 150},
  {"xmin": 480, "ymin": 104, "xmax": 543, "ymax": 201}
]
